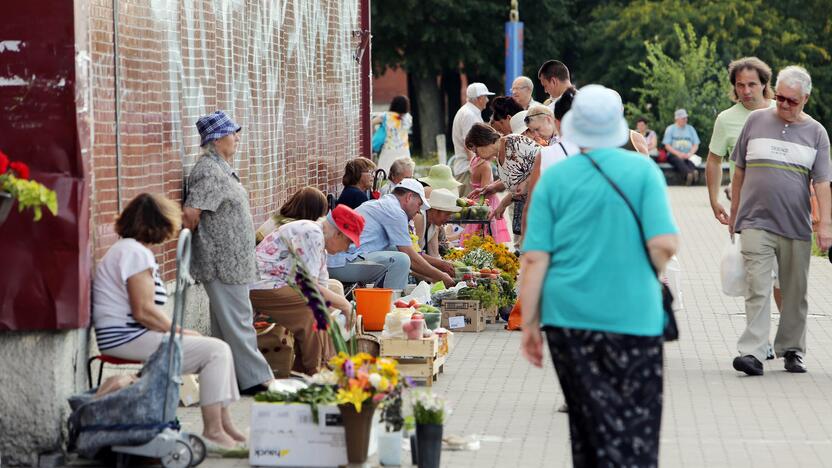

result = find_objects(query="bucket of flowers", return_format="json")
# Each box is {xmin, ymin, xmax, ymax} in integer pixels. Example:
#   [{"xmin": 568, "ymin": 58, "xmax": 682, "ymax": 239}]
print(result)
[
  {"xmin": 279, "ymin": 240, "xmax": 403, "ymax": 464},
  {"xmin": 0, "ymin": 150, "xmax": 58, "ymax": 224},
  {"xmin": 329, "ymin": 352, "xmax": 401, "ymax": 463}
]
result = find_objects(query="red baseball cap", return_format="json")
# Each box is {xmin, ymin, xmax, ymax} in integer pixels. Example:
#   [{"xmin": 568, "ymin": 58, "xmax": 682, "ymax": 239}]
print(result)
[{"xmin": 329, "ymin": 204, "xmax": 365, "ymax": 247}]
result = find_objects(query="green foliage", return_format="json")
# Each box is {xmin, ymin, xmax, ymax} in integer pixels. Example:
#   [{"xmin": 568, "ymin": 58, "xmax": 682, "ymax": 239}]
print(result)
[
  {"xmin": 2, "ymin": 175, "xmax": 58, "ymax": 221},
  {"xmin": 372, "ymin": 0, "xmax": 576, "ymax": 93},
  {"xmin": 457, "ymin": 281, "xmax": 500, "ymax": 309},
  {"xmin": 461, "ymin": 247, "xmax": 494, "ymax": 269},
  {"xmin": 254, "ymin": 384, "xmax": 337, "ymax": 424},
  {"xmin": 626, "ymin": 24, "xmax": 730, "ymax": 154},
  {"xmin": 574, "ymin": 0, "xmax": 832, "ymax": 132}
]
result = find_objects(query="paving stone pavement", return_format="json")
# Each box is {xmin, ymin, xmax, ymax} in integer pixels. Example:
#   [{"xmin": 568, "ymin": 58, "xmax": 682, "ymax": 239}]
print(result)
[{"xmin": 180, "ymin": 186, "xmax": 832, "ymax": 468}]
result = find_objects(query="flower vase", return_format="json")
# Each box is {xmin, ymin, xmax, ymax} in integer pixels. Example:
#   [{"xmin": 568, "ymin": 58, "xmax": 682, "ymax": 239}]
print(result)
[
  {"xmin": 377, "ymin": 429, "xmax": 403, "ymax": 466},
  {"xmin": 416, "ymin": 423, "xmax": 443, "ymax": 468},
  {"xmin": 338, "ymin": 402, "xmax": 377, "ymax": 464},
  {"xmin": 0, "ymin": 192, "xmax": 13, "ymax": 225}
]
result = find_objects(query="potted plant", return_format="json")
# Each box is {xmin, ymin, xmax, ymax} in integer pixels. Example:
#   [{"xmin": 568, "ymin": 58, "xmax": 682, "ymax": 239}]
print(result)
[
  {"xmin": 412, "ymin": 391, "xmax": 448, "ymax": 468},
  {"xmin": 0, "ymin": 150, "xmax": 58, "ymax": 225},
  {"xmin": 377, "ymin": 382, "xmax": 405, "ymax": 465}
]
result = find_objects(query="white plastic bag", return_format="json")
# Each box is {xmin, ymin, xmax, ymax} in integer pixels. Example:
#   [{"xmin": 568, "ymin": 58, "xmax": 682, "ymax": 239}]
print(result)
[
  {"xmin": 662, "ymin": 255, "xmax": 684, "ymax": 311},
  {"xmin": 720, "ymin": 237, "xmax": 746, "ymax": 296},
  {"xmin": 399, "ymin": 281, "xmax": 432, "ymax": 305}
]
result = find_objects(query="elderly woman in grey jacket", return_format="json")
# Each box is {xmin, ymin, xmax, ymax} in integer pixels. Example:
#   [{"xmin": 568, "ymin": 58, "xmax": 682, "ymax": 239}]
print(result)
[{"xmin": 183, "ymin": 111, "xmax": 274, "ymax": 394}]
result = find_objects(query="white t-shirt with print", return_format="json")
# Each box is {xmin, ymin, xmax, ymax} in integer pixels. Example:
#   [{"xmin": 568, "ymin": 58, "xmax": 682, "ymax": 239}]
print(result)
[
  {"xmin": 93, "ymin": 238, "xmax": 166, "ymax": 350},
  {"xmin": 251, "ymin": 220, "xmax": 329, "ymax": 290}
]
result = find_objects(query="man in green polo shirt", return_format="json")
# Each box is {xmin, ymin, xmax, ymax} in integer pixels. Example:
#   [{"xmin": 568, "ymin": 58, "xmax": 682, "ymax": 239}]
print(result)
[{"xmin": 706, "ymin": 57, "xmax": 776, "ymax": 224}]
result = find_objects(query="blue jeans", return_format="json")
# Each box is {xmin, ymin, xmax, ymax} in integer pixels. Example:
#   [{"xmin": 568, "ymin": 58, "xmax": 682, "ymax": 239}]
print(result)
[{"xmin": 329, "ymin": 250, "xmax": 411, "ymax": 290}]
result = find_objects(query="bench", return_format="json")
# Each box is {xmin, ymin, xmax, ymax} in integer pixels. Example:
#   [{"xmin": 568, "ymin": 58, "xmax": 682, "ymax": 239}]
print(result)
[{"xmin": 657, "ymin": 161, "xmax": 730, "ymax": 186}]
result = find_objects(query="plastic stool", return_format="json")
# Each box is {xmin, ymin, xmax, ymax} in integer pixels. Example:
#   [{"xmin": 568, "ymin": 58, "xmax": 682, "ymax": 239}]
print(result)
[{"xmin": 87, "ymin": 355, "xmax": 142, "ymax": 389}]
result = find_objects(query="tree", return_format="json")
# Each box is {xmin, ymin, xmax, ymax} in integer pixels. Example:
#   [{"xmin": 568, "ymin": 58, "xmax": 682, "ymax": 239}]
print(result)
[
  {"xmin": 626, "ymin": 24, "xmax": 730, "ymax": 154},
  {"xmin": 574, "ymin": 0, "xmax": 832, "ymax": 129},
  {"xmin": 371, "ymin": 0, "xmax": 574, "ymax": 155}
]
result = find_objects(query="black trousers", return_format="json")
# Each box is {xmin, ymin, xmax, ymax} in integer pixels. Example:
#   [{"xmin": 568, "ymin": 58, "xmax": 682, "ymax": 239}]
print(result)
[
  {"xmin": 545, "ymin": 327, "xmax": 664, "ymax": 468},
  {"xmin": 666, "ymin": 153, "xmax": 696, "ymax": 176}
]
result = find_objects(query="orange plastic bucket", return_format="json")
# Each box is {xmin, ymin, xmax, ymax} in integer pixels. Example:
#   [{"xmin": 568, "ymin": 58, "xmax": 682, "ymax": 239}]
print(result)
[{"xmin": 354, "ymin": 288, "xmax": 394, "ymax": 331}]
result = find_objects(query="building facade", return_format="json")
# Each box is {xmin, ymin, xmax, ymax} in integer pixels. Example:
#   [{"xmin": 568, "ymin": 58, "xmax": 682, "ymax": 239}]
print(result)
[{"xmin": 0, "ymin": 0, "xmax": 367, "ymax": 464}]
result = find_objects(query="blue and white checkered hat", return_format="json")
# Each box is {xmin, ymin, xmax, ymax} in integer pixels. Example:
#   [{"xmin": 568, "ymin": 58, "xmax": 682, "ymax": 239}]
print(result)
[{"xmin": 195, "ymin": 111, "xmax": 242, "ymax": 146}]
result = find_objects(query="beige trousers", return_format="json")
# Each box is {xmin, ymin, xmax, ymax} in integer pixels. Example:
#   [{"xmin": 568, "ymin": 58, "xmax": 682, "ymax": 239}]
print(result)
[
  {"xmin": 738, "ymin": 229, "xmax": 811, "ymax": 361},
  {"xmin": 105, "ymin": 331, "xmax": 240, "ymax": 407},
  {"xmin": 249, "ymin": 281, "xmax": 342, "ymax": 374}
]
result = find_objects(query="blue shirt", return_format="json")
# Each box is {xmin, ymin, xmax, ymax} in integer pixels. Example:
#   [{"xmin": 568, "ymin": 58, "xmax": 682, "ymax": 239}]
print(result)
[
  {"xmin": 328, "ymin": 194, "xmax": 412, "ymax": 268},
  {"xmin": 662, "ymin": 123, "xmax": 700, "ymax": 153},
  {"xmin": 523, "ymin": 148, "xmax": 678, "ymax": 336}
]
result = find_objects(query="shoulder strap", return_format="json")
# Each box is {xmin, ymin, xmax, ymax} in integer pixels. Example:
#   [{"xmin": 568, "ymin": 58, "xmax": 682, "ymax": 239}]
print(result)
[{"xmin": 581, "ymin": 152, "xmax": 659, "ymax": 277}]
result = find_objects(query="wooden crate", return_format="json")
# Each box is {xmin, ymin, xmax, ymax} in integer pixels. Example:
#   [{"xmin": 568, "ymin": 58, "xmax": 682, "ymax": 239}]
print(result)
[{"xmin": 380, "ymin": 334, "xmax": 453, "ymax": 387}]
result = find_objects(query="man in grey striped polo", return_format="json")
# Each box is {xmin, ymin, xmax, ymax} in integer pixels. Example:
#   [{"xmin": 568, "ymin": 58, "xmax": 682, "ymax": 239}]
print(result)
[{"xmin": 729, "ymin": 66, "xmax": 832, "ymax": 376}]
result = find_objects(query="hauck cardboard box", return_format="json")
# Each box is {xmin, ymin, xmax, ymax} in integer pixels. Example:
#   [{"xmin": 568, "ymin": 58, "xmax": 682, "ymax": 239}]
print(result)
[
  {"xmin": 441, "ymin": 300, "xmax": 486, "ymax": 332},
  {"xmin": 249, "ymin": 402, "xmax": 379, "ymax": 467}
]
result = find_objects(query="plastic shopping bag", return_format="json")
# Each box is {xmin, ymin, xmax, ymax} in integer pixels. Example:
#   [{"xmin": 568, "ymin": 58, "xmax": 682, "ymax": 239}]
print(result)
[
  {"xmin": 662, "ymin": 255, "xmax": 684, "ymax": 311},
  {"xmin": 720, "ymin": 237, "xmax": 746, "ymax": 297}
]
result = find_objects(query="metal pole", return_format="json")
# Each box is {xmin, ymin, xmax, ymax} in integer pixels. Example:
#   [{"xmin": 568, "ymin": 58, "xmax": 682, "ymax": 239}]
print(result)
[
  {"xmin": 359, "ymin": 0, "xmax": 372, "ymax": 158},
  {"xmin": 504, "ymin": 0, "xmax": 524, "ymax": 95}
]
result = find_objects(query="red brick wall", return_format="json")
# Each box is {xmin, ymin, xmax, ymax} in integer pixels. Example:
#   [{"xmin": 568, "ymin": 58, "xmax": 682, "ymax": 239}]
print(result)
[{"xmin": 89, "ymin": 0, "xmax": 363, "ymax": 279}]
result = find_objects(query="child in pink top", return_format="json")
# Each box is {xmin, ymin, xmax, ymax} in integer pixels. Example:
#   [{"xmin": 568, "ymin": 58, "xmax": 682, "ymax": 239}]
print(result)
[{"xmin": 462, "ymin": 156, "xmax": 511, "ymax": 243}]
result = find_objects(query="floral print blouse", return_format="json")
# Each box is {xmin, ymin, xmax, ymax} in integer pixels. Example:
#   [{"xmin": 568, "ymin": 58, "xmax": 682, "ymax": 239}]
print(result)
[
  {"xmin": 250, "ymin": 220, "xmax": 329, "ymax": 290},
  {"xmin": 498, "ymin": 134, "xmax": 540, "ymax": 191}
]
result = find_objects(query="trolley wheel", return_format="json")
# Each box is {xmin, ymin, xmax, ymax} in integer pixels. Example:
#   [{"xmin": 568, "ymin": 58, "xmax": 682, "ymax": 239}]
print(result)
[
  {"xmin": 161, "ymin": 439, "xmax": 193, "ymax": 468},
  {"xmin": 187, "ymin": 434, "xmax": 207, "ymax": 466}
]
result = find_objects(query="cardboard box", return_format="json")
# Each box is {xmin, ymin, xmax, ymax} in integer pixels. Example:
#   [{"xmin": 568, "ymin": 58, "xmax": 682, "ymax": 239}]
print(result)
[
  {"xmin": 249, "ymin": 402, "xmax": 379, "ymax": 467},
  {"xmin": 441, "ymin": 300, "xmax": 486, "ymax": 332}
]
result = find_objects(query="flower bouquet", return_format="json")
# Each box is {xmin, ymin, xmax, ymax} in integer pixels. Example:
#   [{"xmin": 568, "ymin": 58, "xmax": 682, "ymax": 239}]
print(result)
[
  {"xmin": 0, "ymin": 150, "xmax": 58, "ymax": 223},
  {"xmin": 412, "ymin": 391, "xmax": 449, "ymax": 468},
  {"xmin": 329, "ymin": 352, "xmax": 401, "ymax": 463}
]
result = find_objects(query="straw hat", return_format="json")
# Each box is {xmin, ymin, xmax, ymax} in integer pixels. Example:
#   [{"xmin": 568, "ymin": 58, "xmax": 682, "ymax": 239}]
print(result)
[{"xmin": 418, "ymin": 165, "xmax": 462, "ymax": 191}]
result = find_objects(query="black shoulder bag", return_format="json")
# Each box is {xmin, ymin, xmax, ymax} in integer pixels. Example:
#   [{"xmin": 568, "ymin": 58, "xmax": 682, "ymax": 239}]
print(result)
[{"xmin": 582, "ymin": 153, "xmax": 679, "ymax": 341}]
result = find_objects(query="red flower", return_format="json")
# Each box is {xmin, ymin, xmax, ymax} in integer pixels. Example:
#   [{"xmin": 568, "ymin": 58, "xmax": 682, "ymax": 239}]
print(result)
[
  {"xmin": 0, "ymin": 151, "xmax": 8, "ymax": 174},
  {"xmin": 10, "ymin": 161, "xmax": 29, "ymax": 180}
]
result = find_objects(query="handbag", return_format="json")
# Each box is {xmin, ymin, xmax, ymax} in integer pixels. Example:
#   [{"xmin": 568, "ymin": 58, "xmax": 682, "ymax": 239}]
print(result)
[
  {"xmin": 372, "ymin": 117, "xmax": 386, "ymax": 153},
  {"xmin": 582, "ymin": 153, "xmax": 679, "ymax": 341},
  {"xmin": 511, "ymin": 198, "xmax": 525, "ymax": 235}
]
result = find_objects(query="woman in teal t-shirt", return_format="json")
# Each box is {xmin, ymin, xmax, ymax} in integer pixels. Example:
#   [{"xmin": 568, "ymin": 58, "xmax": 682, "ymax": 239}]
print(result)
[{"xmin": 519, "ymin": 85, "xmax": 679, "ymax": 468}]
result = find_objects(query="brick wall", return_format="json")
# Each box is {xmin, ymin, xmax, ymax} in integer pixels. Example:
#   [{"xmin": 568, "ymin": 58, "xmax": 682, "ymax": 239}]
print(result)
[{"xmin": 89, "ymin": 0, "xmax": 363, "ymax": 279}]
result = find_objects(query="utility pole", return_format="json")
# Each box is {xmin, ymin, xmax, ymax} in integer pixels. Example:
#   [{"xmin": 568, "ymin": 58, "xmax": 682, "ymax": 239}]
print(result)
[{"xmin": 504, "ymin": 0, "xmax": 524, "ymax": 95}]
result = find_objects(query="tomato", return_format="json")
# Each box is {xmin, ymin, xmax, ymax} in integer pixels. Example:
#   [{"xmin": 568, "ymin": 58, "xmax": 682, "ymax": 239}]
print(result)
[
  {"xmin": 394, "ymin": 300, "xmax": 409, "ymax": 308},
  {"xmin": 408, "ymin": 299, "xmax": 419, "ymax": 307}
]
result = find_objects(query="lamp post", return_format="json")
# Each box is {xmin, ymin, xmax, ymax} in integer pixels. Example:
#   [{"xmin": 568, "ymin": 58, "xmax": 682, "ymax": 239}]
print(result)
[{"xmin": 504, "ymin": 0, "xmax": 524, "ymax": 95}]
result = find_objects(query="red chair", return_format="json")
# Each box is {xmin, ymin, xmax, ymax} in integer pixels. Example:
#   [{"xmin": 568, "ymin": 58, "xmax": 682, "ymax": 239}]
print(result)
[{"xmin": 87, "ymin": 355, "xmax": 142, "ymax": 389}]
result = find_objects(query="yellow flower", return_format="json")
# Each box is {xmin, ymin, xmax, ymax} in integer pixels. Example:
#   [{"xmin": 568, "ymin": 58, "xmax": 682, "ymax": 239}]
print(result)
[
  {"xmin": 329, "ymin": 352, "xmax": 348, "ymax": 370},
  {"xmin": 337, "ymin": 387, "xmax": 371, "ymax": 413}
]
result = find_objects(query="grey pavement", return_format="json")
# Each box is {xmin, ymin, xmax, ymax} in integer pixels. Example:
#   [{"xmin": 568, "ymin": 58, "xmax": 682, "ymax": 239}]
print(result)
[{"xmin": 180, "ymin": 186, "xmax": 832, "ymax": 467}]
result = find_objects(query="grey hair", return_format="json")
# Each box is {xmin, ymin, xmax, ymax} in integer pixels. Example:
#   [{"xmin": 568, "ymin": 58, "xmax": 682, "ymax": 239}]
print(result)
[
  {"xmin": 776, "ymin": 65, "xmax": 812, "ymax": 95},
  {"xmin": 389, "ymin": 157, "xmax": 415, "ymax": 179},
  {"xmin": 513, "ymin": 76, "xmax": 534, "ymax": 90},
  {"xmin": 200, "ymin": 140, "xmax": 218, "ymax": 155}
]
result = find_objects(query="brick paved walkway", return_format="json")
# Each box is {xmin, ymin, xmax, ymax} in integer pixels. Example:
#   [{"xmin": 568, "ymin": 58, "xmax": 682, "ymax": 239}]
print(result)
[{"xmin": 184, "ymin": 186, "xmax": 832, "ymax": 467}]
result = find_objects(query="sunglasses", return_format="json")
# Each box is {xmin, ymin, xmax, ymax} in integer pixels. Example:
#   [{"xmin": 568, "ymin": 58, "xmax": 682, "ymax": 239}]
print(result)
[
  {"xmin": 524, "ymin": 112, "xmax": 547, "ymax": 124},
  {"xmin": 775, "ymin": 94, "xmax": 801, "ymax": 107}
]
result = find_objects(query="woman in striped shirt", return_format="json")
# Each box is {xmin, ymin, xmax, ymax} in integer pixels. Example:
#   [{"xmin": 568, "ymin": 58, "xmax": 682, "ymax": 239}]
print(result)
[{"xmin": 92, "ymin": 193, "xmax": 244, "ymax": 451}]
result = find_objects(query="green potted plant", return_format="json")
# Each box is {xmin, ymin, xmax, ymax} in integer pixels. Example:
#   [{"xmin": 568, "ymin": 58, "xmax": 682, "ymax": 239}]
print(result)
[
  {"xmin": 412, "ymin": 390, "xmax": 448, "ymax": 468},
  {"xmin": 0, "ymin": 150, "xmax": 58, "ymax": 224},
  {"xmin": 377, "ymin": 383, "xmax": 405, "ymax": 465}
]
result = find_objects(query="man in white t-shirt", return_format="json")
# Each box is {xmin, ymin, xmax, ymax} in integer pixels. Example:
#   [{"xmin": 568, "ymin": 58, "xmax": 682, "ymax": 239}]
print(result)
[
  {"xmin": 537, "ymin": 60, "xmax": 573, "ymax": 112},
  {"xmin": 451, "ymin": 82, "xmax": 494, "ymax": 196}
]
